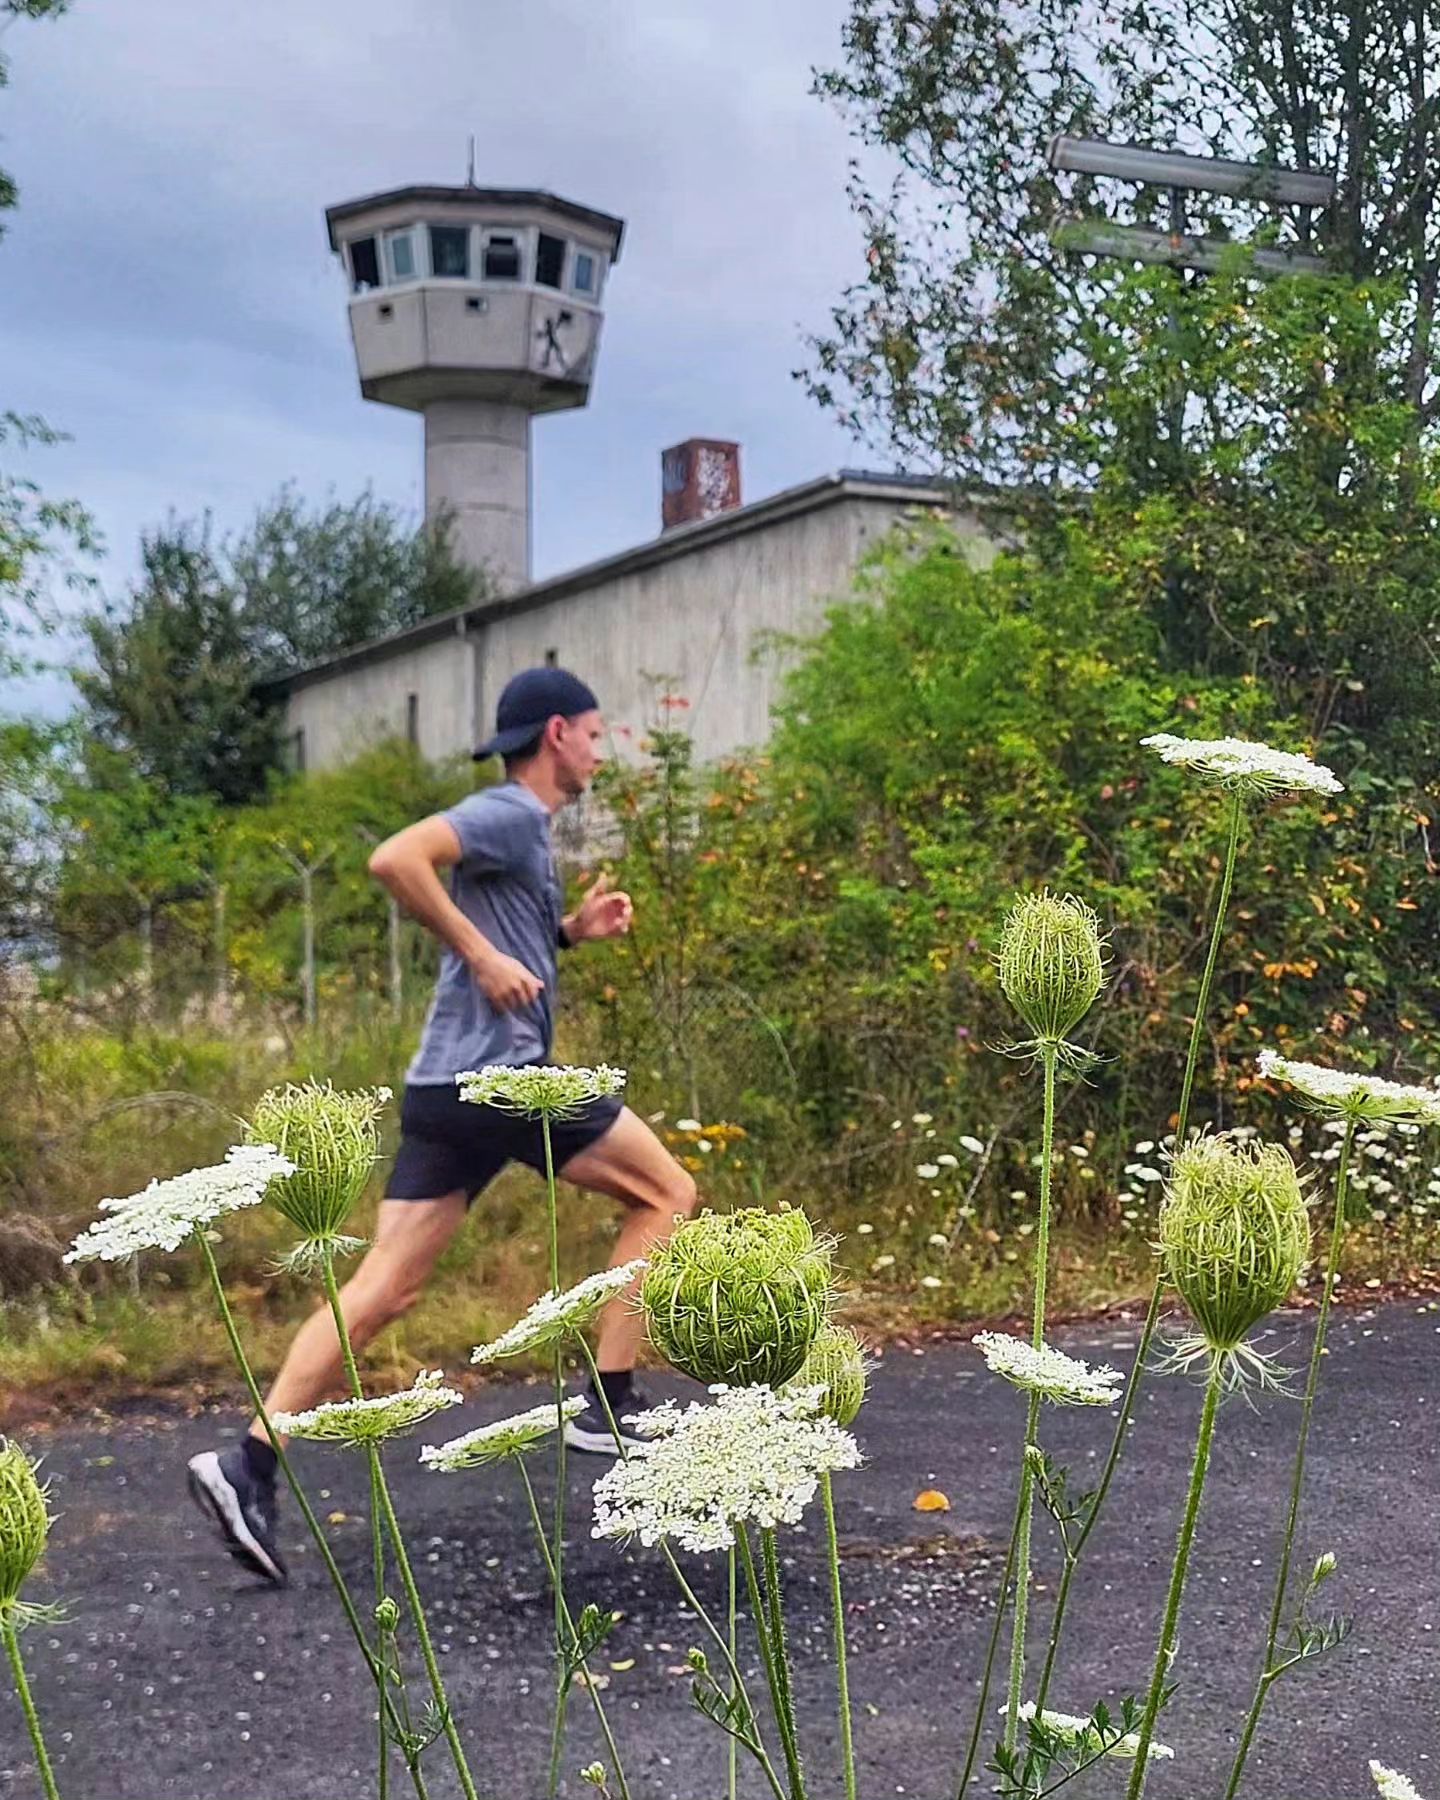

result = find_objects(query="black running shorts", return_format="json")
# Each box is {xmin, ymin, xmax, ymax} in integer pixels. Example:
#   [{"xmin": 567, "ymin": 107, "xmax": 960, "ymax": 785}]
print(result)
[{"xmin": 384, "ymin": 1081, "xmax": 625, "ymax": 1206}]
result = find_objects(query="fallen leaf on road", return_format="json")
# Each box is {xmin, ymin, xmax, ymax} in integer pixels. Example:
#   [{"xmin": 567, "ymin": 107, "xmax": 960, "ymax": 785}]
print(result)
[{"xmin": 913, "ymin": 1489, "xmax": 951, "ymax": 1513}]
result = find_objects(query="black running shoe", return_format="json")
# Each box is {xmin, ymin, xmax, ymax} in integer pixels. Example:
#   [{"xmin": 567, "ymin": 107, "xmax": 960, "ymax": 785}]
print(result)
[
  {"xmin": 563, "ymin": 1386, "xmax": 655, "ymax": 1457},
  {"xmin": 187, "ymin": 1445, "xmax": 288, "ymax": 1585}
]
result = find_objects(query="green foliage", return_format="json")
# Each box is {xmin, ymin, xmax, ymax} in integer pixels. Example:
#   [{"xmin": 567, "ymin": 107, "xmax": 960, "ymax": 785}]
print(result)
[
  {"xmin": 72, "ymin": 489, "xmax": 481, "ymax": 806},
  {"xmin": 44, "ymin": 736, "xmax": 479, "ymax": 1015},
  {"xmin": 810, "ymin": 0, "xmax": 1440, "ymax": 486},
  {"xmin": 76, "ymin": 523, "xmax": 281, "ymax": 804},
  {"xmin": 231, "ymin": 485, "xmax": 479, "ymax": 669},
  {"xmin": 575, "ymin": 516, "xmax": 1439, "ymax": 1194}
]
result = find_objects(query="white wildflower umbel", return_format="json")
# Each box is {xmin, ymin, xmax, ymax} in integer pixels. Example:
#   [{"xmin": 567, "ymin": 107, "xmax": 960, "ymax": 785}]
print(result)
[
  {"xmin": 1257, "ymin": 1049, "xmax": 1440, "ymax": 1127},
  {"xmin": 471, "ymin": 1261, "xmax": 647, "ymax": 1364},
  {"xmin": 590, "ymin": 1384, "xmax": 861, "ymax": 1553},
  {"xmin": 64, "ymin": 1143, "xmax": 296, "ymax": 1265},
  {"xmin": 1371, "ymin": 1762, "xmax": 1426, "ymax": 1800},
  {"xmin": 271, "ymin": 1370, "xmax": 462, "ymax": 1447},
  {"xmin": 247, "ymin": 1082, "xmax": 391, "ymax": 1264},
  {"xmin": 457, "ymin": 1063, "xmax": 627, "ymax": 1120},
  {"xmin": 1139, "ymin": 732, "xmax": 1343, "ymax": 797},
  {"xmin": 1003, "ymin": 1702, "xmax": 1174, "ymax": 1762},
  {"xmin": 974, "ymin": 1333, "xmax": 1124, "ymax": 1407},
  {"xmin": 421, "ymin": 1397, "xmax": 586, "ymax": 1471}
]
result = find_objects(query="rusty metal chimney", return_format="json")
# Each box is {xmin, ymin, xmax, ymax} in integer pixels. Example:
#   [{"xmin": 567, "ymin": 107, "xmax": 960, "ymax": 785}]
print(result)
[{"xmin": 661, "ymin": 438, "xmax": 741, "ymax": 530}]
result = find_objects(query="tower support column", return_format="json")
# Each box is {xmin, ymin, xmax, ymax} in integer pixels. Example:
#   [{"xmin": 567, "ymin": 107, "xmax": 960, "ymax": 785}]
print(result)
[{"xmin": 423, "ymin": 398, "xmax": 531, "ymax": 592}]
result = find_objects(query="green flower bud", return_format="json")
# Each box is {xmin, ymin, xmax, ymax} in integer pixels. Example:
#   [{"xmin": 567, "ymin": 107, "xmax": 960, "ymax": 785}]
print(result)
[
  {"xmin": 580, "ymin": 1763, "xmax": 608, "ymax": 1788},
  {"xmin": 247, "ymin": 1082, "xmax": 390, "ymax": 1250},
  {"xmin": 1312, "ymin": 1551, "xmax": 1338, "ymax": 1586},
  {"xmin": 686, "ymin": 1646, "xmax": 709, "ymax": 1673},
  {"xmin": 997, "ymin": 891, "xmax": 1106, "ymax": 1044},
  {"xmin": 374, "ymin": 1596, "xmax": 401, "ymax": 1632},
  {"xmin": 642, "ymin": 1207, "xmax": 833, "ymax": 1389},
  {"xmin": 0, "ymin": 1440, "xmax": 49, "ymax": 1608},
  {"xmin": 1160, "ymin": 1134, "xmax": 1309, "ymax": 1351},
  {"xmin": 784, "ymin": 1323, "xmax": 869, "ymax": 1427}
]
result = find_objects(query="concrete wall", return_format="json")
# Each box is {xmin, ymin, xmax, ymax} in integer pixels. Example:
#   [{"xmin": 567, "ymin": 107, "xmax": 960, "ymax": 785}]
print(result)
[
  {"xmin": 474, "ymin": 493, "xmax": 963, "ymax": 767},
  {"xmin": 279, "ymin": 487, "xmax": 990, "ymax": 776},
  {"xmin": 283, "ymin": 618, "xmax": 475, "ymax": 772}
]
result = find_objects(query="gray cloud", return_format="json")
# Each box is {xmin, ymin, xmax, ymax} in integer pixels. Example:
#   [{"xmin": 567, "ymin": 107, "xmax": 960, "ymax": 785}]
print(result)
[{"xmin": 2, "ymin": 0, "xmax": 878, "ymax": 716}]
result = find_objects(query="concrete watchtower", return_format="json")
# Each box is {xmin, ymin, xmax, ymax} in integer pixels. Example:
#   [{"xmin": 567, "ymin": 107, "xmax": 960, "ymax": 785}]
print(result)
[{"xmin": 325, "ymin": 184, "xmax": 626, "ymax": 593}]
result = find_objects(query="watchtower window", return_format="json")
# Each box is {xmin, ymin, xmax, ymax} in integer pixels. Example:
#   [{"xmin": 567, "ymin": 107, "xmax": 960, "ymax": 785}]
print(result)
[
  {"xmin": 536, "ymin": 232, "xmax": 565, "ymax": 289},
  {"xmin": 572, "ymin": 250, "xmax": 596, "ymax": 295},
  {"xmin": 406, "ymin": 692, "xmax": 420, "ymax": 743},
  {"xmin": 483, "ymin": 233, "xmax": 522, "ymax": 280},
  {"xmin": 349, "ymin": 236, "xmax": 380, "ymax": 291},
  {"xmin": 385, "ymin": 230, "xmax": 417, "ymax": 281},
  {"xmin": 429, "ymin": 225, "xmax": 469, "ymax": 278}
]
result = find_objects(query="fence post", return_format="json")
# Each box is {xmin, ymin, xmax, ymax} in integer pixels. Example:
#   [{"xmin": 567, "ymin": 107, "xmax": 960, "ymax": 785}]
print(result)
[
  {"xmin": 279, "ymin": 847, "xmax": 333, "ymax": 1033},
  {"xmin": 388, "ymin": 894, "xmax": 403, "ymax": 1023}
]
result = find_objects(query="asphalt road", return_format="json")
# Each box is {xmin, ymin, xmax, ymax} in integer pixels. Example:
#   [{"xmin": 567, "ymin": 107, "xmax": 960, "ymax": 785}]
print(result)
[{"xmin": 4, "ymin": 1302, "xmax": 1436, "ymax": 1800}]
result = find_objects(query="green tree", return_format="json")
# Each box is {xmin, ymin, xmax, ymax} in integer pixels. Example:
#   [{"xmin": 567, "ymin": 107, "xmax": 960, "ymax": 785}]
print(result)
[
  {"xmin": 231, "ymin": 486, "xmax": 479, "ymax": 670},
  {"xmin": 75, "ymin": 522, "xmax": 280, "ymax": 804},
  {"xmin": 808, "ymin": 0, "xmax": 1440, "ymax": 487},
  {"xmin": 72, "ymin": 490, "xmax": 478, "ymax": 803}
]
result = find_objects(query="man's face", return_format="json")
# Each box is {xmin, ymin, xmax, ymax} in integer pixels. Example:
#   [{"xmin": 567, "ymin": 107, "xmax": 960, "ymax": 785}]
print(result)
[{"xmin": 552, "ymin": 708, "xmax": 605, "ymax": 800}]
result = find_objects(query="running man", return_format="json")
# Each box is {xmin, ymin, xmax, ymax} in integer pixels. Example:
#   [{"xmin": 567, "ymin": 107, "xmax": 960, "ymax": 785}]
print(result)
[{"xmin": 188, "ymin": 666, "xmax": 698, "ymax": 1584}]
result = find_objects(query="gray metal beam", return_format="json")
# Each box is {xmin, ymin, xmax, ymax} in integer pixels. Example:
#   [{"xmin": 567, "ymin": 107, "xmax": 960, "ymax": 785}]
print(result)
[{"xmin": 1046, "ymin": 134, "xmax": 1336, "ymax": 208}]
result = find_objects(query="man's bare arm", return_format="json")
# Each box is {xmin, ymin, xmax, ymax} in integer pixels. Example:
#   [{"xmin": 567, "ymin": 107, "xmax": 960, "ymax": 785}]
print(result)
[{"xmin": 367, "ymin": 816, "xmax": 543, "ymax": 1012}]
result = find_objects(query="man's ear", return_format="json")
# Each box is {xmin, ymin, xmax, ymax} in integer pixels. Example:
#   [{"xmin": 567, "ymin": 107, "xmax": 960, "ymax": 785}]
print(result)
[{"xmin": 541, "ymin": 713, "xmax": 567, "ymax": 753}]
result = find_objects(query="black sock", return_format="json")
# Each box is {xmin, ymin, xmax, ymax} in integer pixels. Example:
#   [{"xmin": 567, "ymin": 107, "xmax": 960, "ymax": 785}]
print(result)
[
  {"xmin": 243, "ymin": 1436, "xmax": 278, "ymax": 1484},
  {"xmin": 592, "ymin": 1369, "xmax": 634, "ymax": 1410}
]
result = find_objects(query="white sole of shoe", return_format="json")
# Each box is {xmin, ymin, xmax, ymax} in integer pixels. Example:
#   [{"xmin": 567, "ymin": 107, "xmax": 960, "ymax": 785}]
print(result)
[
  {"xmin": 562, "ymin": 1421, "xmax": 632, "ymax": 1456},
  {"xmin": 186, "ymin": 1451, "xmax": 286, "ymax": 1585}
]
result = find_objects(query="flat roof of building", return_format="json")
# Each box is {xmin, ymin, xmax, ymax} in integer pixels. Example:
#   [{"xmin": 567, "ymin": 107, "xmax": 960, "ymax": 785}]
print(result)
[
  {"xmin": 325, "ymin": 186, "xmax": 627, "ymax": 259},
  {"xmin": 259, "ymin": 468, "xmax": 957, "ymax": 698}
]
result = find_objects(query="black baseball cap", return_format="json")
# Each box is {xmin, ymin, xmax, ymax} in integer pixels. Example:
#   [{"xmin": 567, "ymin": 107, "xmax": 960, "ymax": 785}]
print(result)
[{"xmin": 473, "ymin": 666, "xmax": 600, "ymax": 761}]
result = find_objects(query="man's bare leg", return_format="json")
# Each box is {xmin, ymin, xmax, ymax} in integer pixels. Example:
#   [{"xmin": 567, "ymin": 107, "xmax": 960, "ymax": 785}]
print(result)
[
  {"xmin": 558, "ymin": 1106, "xmax": 698, "ymax": 1377},
  {"xmin": 249, "ymin": 1191, "xmax": 469, "ymax": 1442}
]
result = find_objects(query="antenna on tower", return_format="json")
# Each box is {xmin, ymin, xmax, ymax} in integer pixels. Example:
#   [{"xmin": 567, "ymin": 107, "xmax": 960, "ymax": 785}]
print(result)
[{"xmin": 466, "ymin": 134, "xmax": 476, "ymax": 186}]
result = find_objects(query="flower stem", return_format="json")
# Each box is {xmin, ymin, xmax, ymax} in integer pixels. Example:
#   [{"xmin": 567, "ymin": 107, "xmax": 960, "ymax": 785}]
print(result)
[
  {"xmin": 540, "ymin": 1115, "xmax": 572, "ymax": 1800},
  {"xmin": 1221, "ymin": 1116, "xmax": 1356, "ymax": 1800},
  {"xmin": 658, "ymin": 1537, "xmax": 788, "ymax": 1800},
  {"xmin": 1038, "ymin": 788, "xmax": 1244, "ymax": 1692},
  {"xmin": 193, "ymin": 1233, "xmax": 417, "ymax": 1749},
  {"xmin": 517, "ymin": 1461, "xmax": 633, "ymax": 1800},
  {"xmin": 372, "ymin": 1452, "xmax": 483, "ymax": 1800},
  {"xmin": 319, "ymin": 1253, "xmax": 481, "ymax": 1800},
  {"xmin": 372, "ymin": 1453, "xmax": 390, "ymax": 1800},
  {"xmin": 820, "ymin": 1473, "xmax": 858, "ymax": 1800},
  {"xmin": 728, "ymin": 1545, "xmax": 739, "ymax": 1800},
  {"xmin": 3, "ymin": 1610, "xmax": 61, "ymax": 1800},
  {"xmin": 951, "ymin": 1471, "xmax": 1025, "ymax": 1800},
  {"xmin": 1124, "ymin": 1352, "xmax": 1224, "ymax": 1796},
  {"xmin": 1003, "ymin": 1043, "xmax": 1057, "ymax": 1755},
  {"xmin": 739, "ymin": 1526, "xmax": 807, "ymax": 1800},
  {"xmin": 573, "ymin": 1338, "xmax": 788, "ymax": 1800},
  {"xmin": 762, "ymin": 1529, "xmax": 806, "ymax": 1797}
]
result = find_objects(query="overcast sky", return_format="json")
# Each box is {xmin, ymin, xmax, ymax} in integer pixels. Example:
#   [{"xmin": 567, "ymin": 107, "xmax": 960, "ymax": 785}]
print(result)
[{"xmin": 1, "ymin": 0, "xmax": 886, "ymax": 718}]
